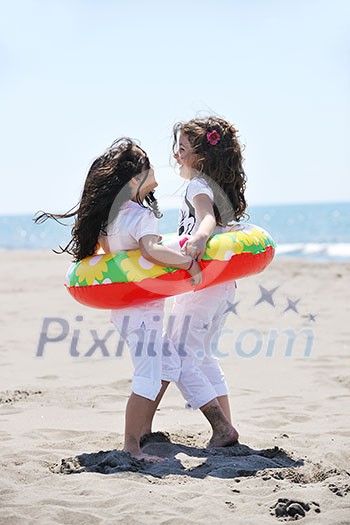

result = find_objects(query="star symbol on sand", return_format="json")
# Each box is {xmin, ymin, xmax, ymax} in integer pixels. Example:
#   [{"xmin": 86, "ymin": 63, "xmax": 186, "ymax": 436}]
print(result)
[
  {"xmin": 283, "ymin": 297, "xmax": 301, "ymax": 314},
  {"xmin": 255, "ymin": 285, "xmax": 279, "ymax": 308},
  {"xmin": 224, "ymin": 300, "xmax": 240, "ymax": 315},
  {"xmin": 202, "ymin": 322, "xmax": 210, "ymax": 331},
  {"xmin": 307, "ymin": 313, "xmax": 317, "ymax": 322}
]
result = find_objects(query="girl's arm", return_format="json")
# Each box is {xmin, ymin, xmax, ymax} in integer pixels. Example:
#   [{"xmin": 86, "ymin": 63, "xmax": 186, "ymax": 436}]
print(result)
[
  {"xmin": 139, "ymin": 235, "xmax": 202, "ymax": 286},
  {"xmin": 184, "ymin": 194, "xmax": 216, "ymax": 261}
]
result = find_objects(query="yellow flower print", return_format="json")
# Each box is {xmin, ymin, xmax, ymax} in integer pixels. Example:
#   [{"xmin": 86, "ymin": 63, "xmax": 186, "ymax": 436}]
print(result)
[
  {"xmin": 75, "ymin": 254, "xmax": 115, "ymax": 286},
  {"xmin": 120, "ymin": 251, "xmax": 168, "ymax": 282}
]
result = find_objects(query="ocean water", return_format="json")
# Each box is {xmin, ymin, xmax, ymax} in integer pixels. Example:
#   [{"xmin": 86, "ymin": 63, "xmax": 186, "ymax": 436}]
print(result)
[{"xmin": 0, "ymin": 202, "xmax": 349, "ymax": 261}]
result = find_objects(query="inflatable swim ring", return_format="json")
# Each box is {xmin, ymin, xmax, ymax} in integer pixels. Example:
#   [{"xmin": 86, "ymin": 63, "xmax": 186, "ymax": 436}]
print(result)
[{"xmin": 65, "ymin": 223, "xmax": 276, "ymax": 309}]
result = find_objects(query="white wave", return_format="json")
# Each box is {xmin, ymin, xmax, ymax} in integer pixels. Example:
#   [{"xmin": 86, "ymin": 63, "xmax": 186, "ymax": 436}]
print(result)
[
  {"xmin": 303, "ymin": 243, "xmax": 328, "ymax": 255},
  {"xmin": 276, "ymin": 243, "xmax": 350, "ymax": 261},
  {"xmin": 327, "ymin": 243, "xmax": 350, "ymax": 258}
]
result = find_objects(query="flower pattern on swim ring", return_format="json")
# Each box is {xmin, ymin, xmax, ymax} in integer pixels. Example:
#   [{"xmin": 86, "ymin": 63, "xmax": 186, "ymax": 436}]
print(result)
[
  {"xmin": 66, "ymin": 226, "xmax": 276, "ymax": 289},
  {"xmin": 120, "ymin": 251, "xmax": 170, "ymax": 282},
  {"xmin": 75, "ymin": 254, "xmax": 116, "ymax": 286}
]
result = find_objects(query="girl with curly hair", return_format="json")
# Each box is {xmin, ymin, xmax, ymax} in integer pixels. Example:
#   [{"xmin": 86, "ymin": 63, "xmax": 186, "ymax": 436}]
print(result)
[
  {"xmin": 172, "ymin": 117, "xmax": 247, "ymax": 446},
  {"xmin": 35, "ymin": 137, "xmax": 201, "ymax": 462},
  {"xmin": 144, "ymin": 117, "xmax": 246, "ymax": 447}
]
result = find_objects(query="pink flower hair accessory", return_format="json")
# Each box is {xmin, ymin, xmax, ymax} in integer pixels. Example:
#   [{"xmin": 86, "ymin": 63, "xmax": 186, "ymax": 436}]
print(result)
[{"xmin": 206, "ymin": 130, "xmax": 221, "ymax": 146}]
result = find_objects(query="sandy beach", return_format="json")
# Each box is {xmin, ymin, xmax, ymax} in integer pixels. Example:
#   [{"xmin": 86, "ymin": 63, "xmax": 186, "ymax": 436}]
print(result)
[{"xmin": 0, "ymin": 251, "xmax": 349, "ymax": 524}]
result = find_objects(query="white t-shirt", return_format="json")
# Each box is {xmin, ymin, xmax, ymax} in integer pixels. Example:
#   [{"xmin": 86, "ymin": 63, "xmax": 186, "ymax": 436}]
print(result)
[
  {"xmin": 98, "ymin": 200, "xmax": 160, "ymax": 253},
  {"xmin": 178, "ymin": 178, "xmax": 225, "ymax": 236}
]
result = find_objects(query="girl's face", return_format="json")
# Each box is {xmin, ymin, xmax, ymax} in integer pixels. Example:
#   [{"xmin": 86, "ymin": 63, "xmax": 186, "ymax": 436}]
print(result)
[
  {"xmin": 133, "ymin": 149, "xmax": 158, "ymax": 199},
  {"xmin": 174, "ymin": 132, "xmax": 197, "ymax": 179},
  {"xmin": 140, "ymin": 164, "xmax": 157, "ymax": 196}
]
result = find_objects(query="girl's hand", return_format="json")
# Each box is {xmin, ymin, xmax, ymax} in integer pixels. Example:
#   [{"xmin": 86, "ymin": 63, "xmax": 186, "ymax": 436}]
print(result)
[
  {"xmin": 187, "ymin": 259, "xmax": 202, "ymax": 286},
  {"xmin": 139, "ymin": 235, "xmax": 202, "ymax": 285},
  {"xmin": 182, "ymin": 235, "xmax": 208, "ymax": 261}
]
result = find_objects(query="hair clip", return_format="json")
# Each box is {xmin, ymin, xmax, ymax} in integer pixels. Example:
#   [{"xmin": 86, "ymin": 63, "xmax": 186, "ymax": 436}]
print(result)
[{"xmin": 206, "ymin": 130, "xmax": 221, "ymax": 145}]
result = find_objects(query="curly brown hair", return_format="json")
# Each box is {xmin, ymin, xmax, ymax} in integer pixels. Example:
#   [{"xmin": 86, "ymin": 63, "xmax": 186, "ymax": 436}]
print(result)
[
  {"xmin": 34, "ymin": 137, "xmax": 162, "ymax": 261},
  {"xmin": 172, "ymin": 117, "xmax": 248, "ymax": 225}
]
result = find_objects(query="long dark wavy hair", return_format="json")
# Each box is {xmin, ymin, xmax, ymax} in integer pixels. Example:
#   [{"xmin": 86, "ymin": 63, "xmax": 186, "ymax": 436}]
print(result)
[
  {"xmin": 172, "ymin": 117, "xmax": 248, "ymax": 225},
  {"xmin": 34, "ymin": 137, "xmax": 162, "ymax": 261}
]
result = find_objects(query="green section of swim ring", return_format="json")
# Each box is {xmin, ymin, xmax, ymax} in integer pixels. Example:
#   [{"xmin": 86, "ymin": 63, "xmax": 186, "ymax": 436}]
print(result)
[{"xmin": 66, "ymin": 226, "xmax": 276, "ymax": 287}]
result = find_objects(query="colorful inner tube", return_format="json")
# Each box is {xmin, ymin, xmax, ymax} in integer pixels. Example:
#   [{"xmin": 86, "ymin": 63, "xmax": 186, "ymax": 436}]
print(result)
[{"xmin": 65, "ymin": 223, "xmax": 276, "ymax": 309}]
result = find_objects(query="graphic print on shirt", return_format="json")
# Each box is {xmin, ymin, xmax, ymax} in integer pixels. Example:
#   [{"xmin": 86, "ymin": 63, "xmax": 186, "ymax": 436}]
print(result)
[{"xmin": 178, "ymin": 190, "xmax": 196, "ymax": 235}]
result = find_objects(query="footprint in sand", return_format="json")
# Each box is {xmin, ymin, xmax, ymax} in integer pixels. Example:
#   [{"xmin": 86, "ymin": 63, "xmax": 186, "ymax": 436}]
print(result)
[
  {"xmin": 328, "ymin": 483, "xmax": 350, "ymax": 497},
  {"xmin": 0, "ymin": 389, "xmax": 42, "ymax": 404},
  {"xmin": 271, "ymin": 498, "xmax": 320, "ymax": 520}
]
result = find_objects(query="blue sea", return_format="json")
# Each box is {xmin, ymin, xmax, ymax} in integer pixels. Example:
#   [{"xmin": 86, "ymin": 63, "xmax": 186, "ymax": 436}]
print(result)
[{"xmin": 1, "ymin": 202, "xmax": 349, "ymax": 261}]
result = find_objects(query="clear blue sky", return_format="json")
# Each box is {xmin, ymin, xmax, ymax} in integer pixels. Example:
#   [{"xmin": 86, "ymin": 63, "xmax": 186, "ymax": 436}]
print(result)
[{"xmin": 1, "ymin": 0, "xmax": 349, "ymax": 214}]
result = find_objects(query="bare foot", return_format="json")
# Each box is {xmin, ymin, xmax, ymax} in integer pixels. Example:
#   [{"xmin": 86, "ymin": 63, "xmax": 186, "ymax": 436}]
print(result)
[
  {"xmin": 125, "ymin": 449, "xmax": 166, "ymax": 463},
  {"xmin": 207, "ymin": 426, "xmax": 239, "ymax": 448}
]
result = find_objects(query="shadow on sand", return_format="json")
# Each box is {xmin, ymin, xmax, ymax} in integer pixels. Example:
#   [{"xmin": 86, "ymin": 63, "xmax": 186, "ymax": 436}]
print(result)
[{"xmin": 51, "ymin": 432, "xmax": 303, "ymax": 479}]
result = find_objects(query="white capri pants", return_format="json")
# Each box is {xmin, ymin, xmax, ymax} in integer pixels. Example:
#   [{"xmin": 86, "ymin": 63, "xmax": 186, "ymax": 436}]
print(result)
[
  {"xmin": 169, "ymin": 282, "xmax": 236, "ymax": 409},
  {"xmin": 111, "ymin": 300, "xmax": 180, "ymax": 401}
]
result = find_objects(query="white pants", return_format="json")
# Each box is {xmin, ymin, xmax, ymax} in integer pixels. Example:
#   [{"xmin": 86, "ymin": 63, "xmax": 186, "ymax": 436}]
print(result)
[
  {"xmin": 169, "ymin": 282, "xmax": 236, "ymax": 409},
  {"xmin": 111, "ymin": 300, "xmax": 180, "ymax": 401}
]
